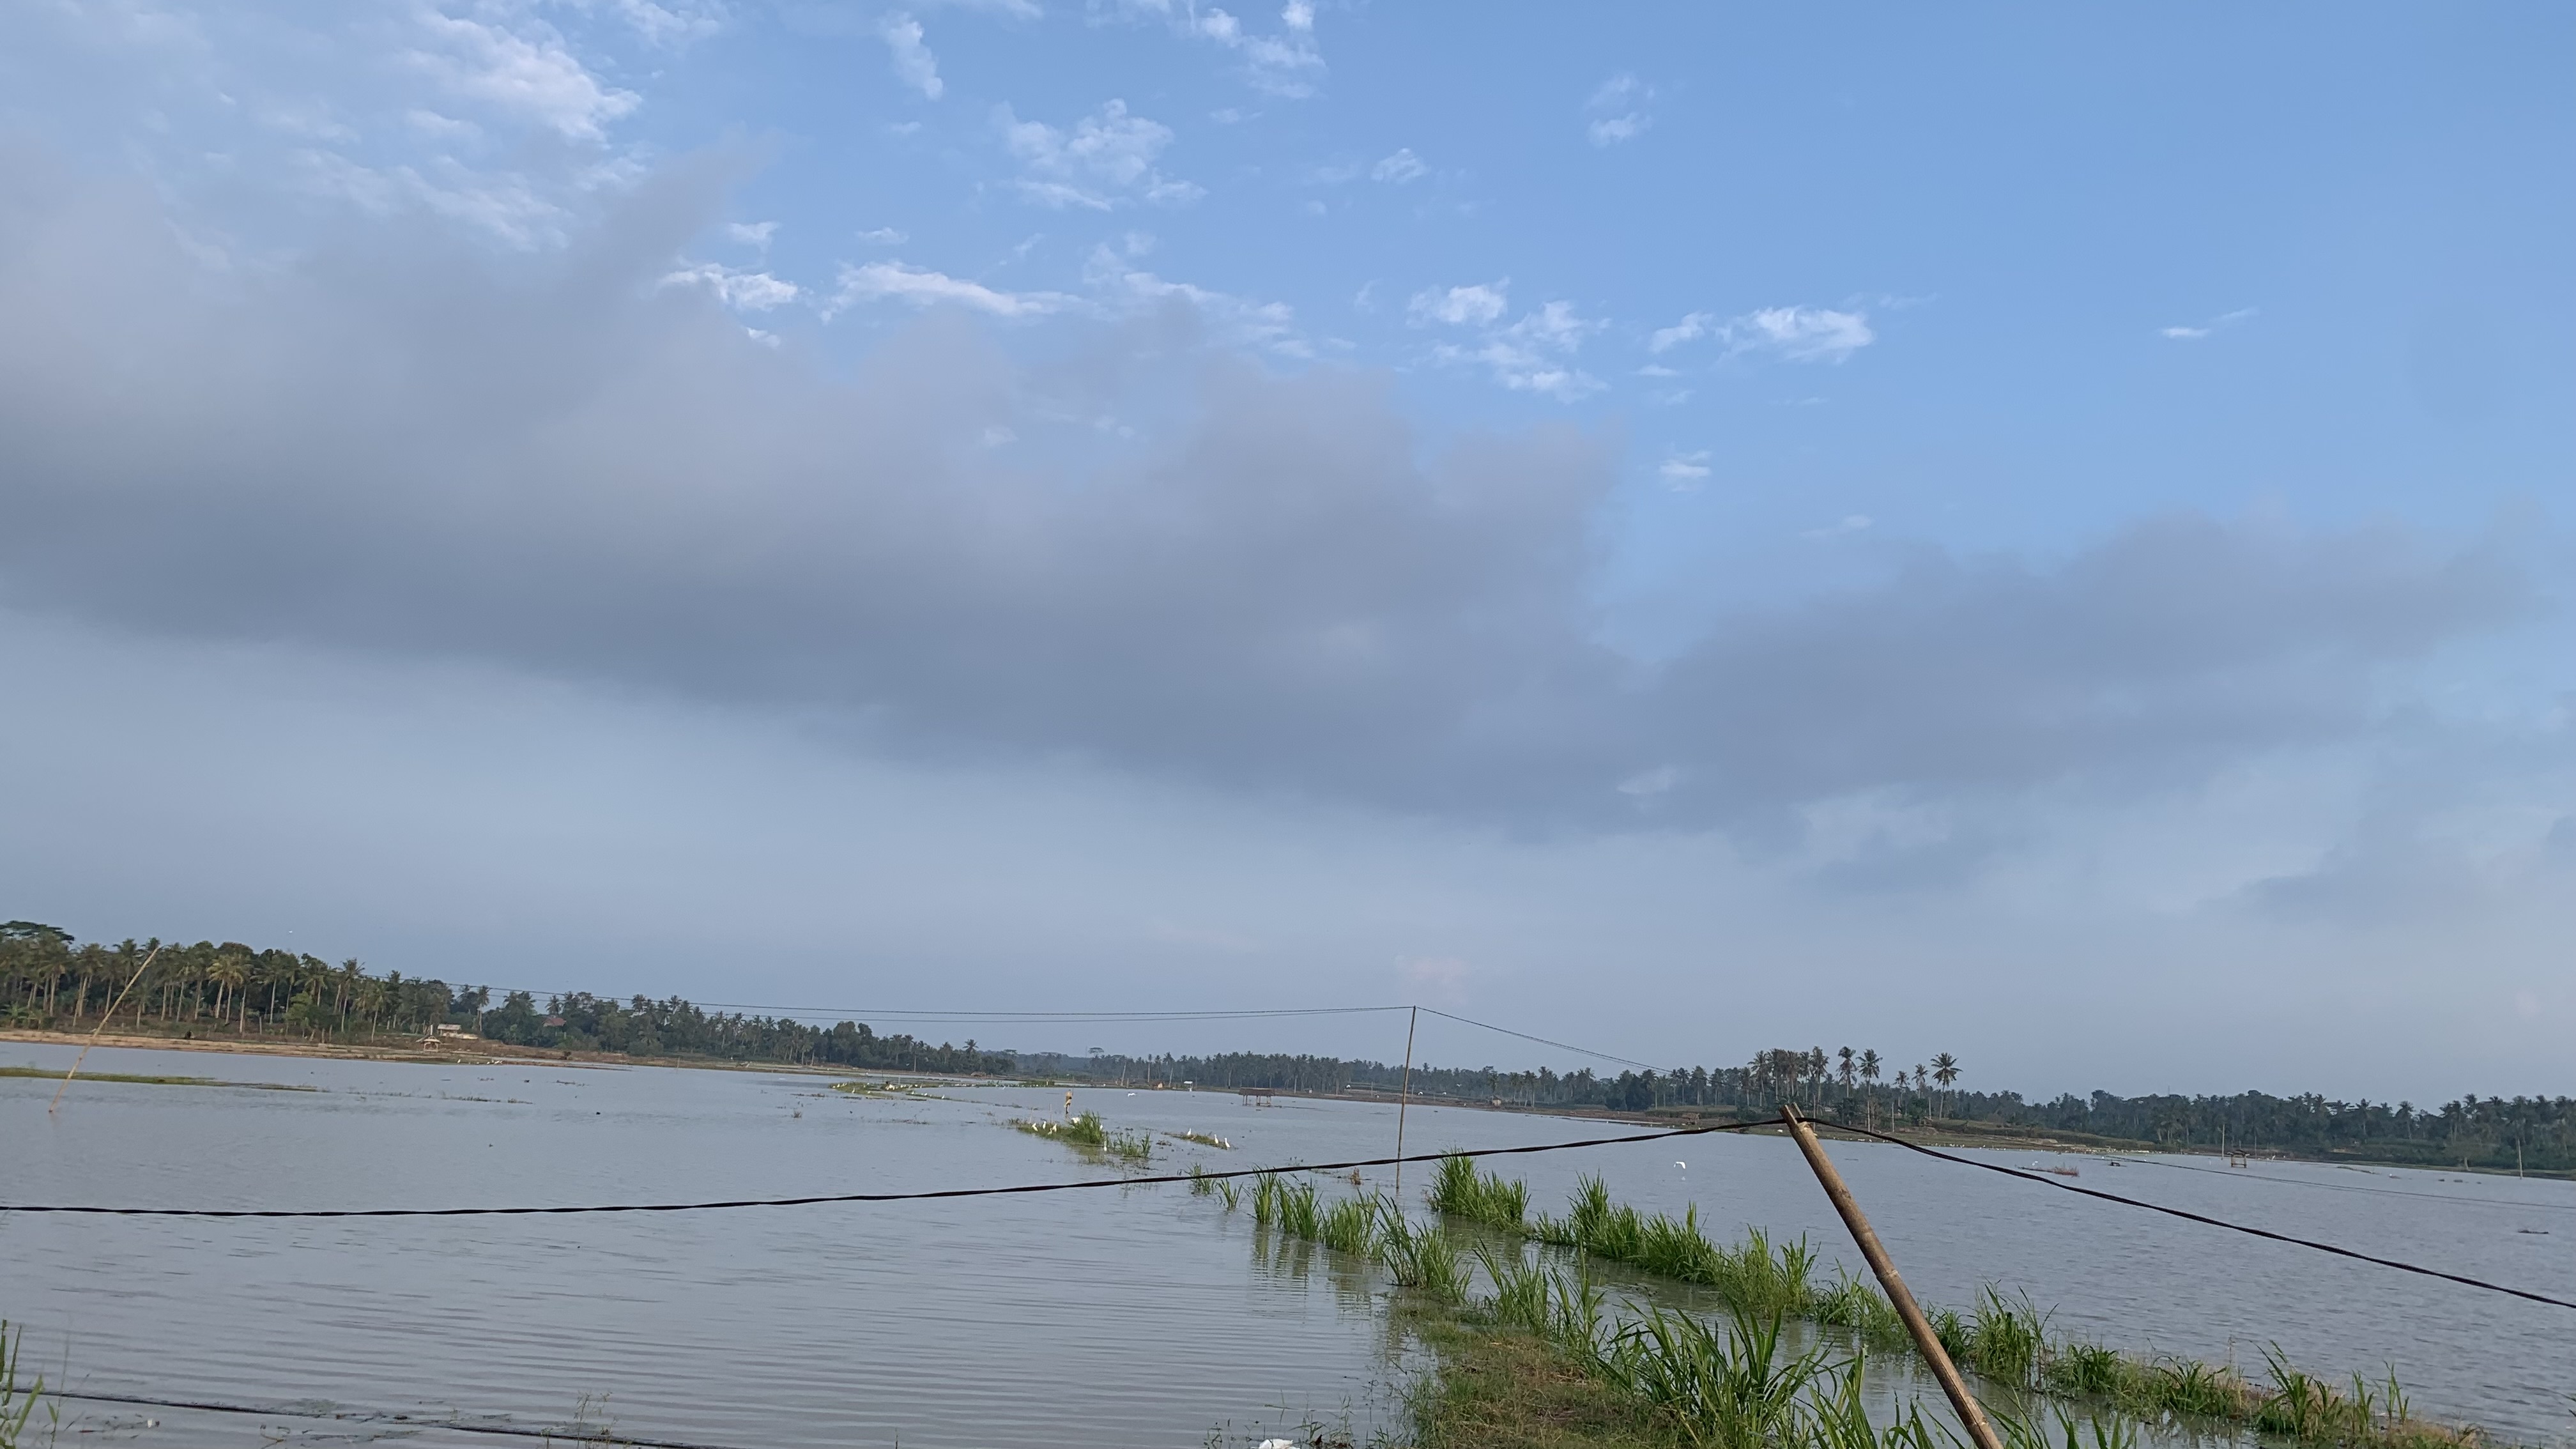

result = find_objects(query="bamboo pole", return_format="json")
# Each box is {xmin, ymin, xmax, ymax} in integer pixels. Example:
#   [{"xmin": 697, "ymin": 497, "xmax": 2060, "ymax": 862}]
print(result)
[
  {"xmin": 50, "ymin": 944, "xmax": 163, "ymax": 1114},
  {"xmin": 1392, "ymin": 1004, "xmax": 1419, "ymax": 1197},
  {"xmin": 1781, "ymin": 1104, "xmax": 2004, "ymax": 1449}
]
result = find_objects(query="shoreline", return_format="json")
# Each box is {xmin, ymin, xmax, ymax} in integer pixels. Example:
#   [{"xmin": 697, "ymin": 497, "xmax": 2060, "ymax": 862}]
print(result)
[{"xmin": 8, "ymin": 1027, "xmax": 2562, "ymax": 1179}]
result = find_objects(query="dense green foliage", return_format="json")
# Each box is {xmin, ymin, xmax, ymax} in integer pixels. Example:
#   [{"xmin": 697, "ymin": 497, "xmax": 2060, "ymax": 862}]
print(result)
[{"xmin": 0, "ymin": 922, "xmax": 1009, "ymax": 1074}]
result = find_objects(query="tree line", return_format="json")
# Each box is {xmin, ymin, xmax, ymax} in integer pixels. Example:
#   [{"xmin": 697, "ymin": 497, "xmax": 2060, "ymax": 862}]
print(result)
[
  {"xmin": 4, "ymin": 920, "xmax": 2563, "ymax": 1172},
  {"xmin": 0, "ymin": 923, "xmax": 1010, "ymax": 1075}
]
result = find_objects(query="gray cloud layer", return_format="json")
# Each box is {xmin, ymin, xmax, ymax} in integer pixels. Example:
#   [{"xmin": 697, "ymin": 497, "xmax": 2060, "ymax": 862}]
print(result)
[{"xmin": 0, "ymin": 144, "xmax": 2537, "ymax": 834}]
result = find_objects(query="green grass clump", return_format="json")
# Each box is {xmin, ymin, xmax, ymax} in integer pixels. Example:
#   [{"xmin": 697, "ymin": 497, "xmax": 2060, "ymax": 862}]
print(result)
[
  {"xmin": 1589, "ymin": 1301, "xmax": 1827, "ymax": 1449},
  {"xmin": 1319, "ymin": 1195, "xmax": 1380, "ymax": 1257},
  {"xmin": 1170, "ymin": 1129, "xmax": 1232, "ymax": 1149},
  {"xmin": 1430, "ymin": 1154, "xmax": 1531, "ymax": 1227},
  {"xmin": 1377, "ymin": 1208, "xmax": 1469, "ymax": 1300},
  {"xmin": 1013, "ymin": 1110, "xmax": 1148, "ymax": 1162},
  {"xmin": 1407, "ymin": 1169, "xmax": 2489, "ymax": 1449}
]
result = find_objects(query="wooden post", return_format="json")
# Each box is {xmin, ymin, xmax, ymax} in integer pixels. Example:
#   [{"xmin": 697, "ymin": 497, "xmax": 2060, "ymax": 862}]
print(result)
[
  {"xmin": 1392, "ymin": 1005, "xmax": 1419, "ymax": 1197},
  {"xmin": 50, "ymin": 944, "xmax": 162, "ymax": 1114},
  {"xmin": 1781, "ymin": 1104, "xmax": 2004, "ymax": 1449}
]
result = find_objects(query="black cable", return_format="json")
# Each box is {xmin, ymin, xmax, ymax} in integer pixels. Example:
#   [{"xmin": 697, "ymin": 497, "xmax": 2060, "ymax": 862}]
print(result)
[
  {"xmin": 49, "ymin": 1388, "xmax": 747, "ymax": 1449},
  {"xmin": 2112, "ymin": 1154, "xmax": 2576, "ymax": 1211},
  {"xmin": 1821, "ymin": 1121, "xmax": 2576, "ymax": 1313},
  {"xmin": 1414, "ymin": 1007, "xmax": 1660, "ymax": 1071},
  {"xmin": 13, "ymin": 1105, "xmax": 2565, "ymax": 1314},
  {"xmin": 0, "ymin": 1117, "xmax": 1786, "ymax": 1218}
]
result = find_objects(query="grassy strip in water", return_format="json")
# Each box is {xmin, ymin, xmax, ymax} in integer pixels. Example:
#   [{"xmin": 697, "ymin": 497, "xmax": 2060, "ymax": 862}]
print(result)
[
  {"xmin": 1406, "ymin": 1262, "xmax": 2140, "ymax": 1449},
  {"xmin": 0, "ymin": 1064, "xmax": 314, "ymax": 1091},
  {"xmin": 1424, "ymin": 1158, "xmax": 2485, "ymax": 1449},
  {"xmin": 1170, "ymin": 1129, "xmax": 1233, "ymax": 1149},
  {"xmin": 1013, "ymin": 1111, "xmax": 1153, "ymax": 1162}
]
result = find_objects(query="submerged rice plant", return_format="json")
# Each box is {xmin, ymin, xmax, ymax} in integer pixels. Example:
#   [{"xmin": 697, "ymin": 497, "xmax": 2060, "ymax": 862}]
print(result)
[
  {"xmin": 1591, "ymin": 1300, "xmax": 1830, "ymax": 1449},
  {"xmin": 1317, "ymin": 1194, "xmax": 1379, "ymax": 1257},
  {"xmin": 1965, "ymin": 1287, "xmax": 2049, "ymax": 1389},
  {"xmin": 1376, "ymin": 1208, "xmax": 1469, "ymax": 1300},
  {"xmin": 1426, "ymin": 1154, "xmax": 1529, "ymax": 1228},
  {"xmin": 1473, "ymin": 1241, "xmax": 1552, "ymax": 1333}
]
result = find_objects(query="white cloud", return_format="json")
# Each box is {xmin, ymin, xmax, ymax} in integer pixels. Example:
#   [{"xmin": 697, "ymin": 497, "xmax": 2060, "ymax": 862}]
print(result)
[
  {"xmin": 2161, "ymin": 306, "xmax": 2257, "ymax": 341},
  {"xmin": 828, "ymin": 260, "xmax": 1073, "ymax": 319},
  {"xmin": 1435, "ymin": 301, "xmax": 1605, "ymax": 401},
  {"xmin": 1733, "ymin": 305, "xmax": 1874, "ymax": 362},
  {"xmin": 1370, "ymin": 148, "xmax": 1427, "ymax": 184},
  {"xmin": 1618, "ymin": 766, "xmax": 1680, "ymax": 797},
  {"xmin": 606, "ymin": 0, "xmax": 726, "ymax": 49},
  {"xmin": 1805, "ymin": 514, "xmax": 1874, "ymax": 540},
  {"xmin": 661, "ymin": 261, "xmax": 801, "ymax": 312},
  {"xmin": 1407, "ymin": 281, "xmax": 1509, "ymax": 327},
  {"xmin": 1409, "ymin": 282, "xmax": 1603, "ymax": 399},
  {"xmin": 856, "ymin": 226, "xmax": 908, "ymax": 244},
  {"xmin": 726, "ymin": 220, "xmax": 778, "ymax": 249},
  {"xmin": 1648, "ymin": 311, "xmax": 1712, "ymax": 353},
  {"xmin": 1000, "ymin": 100, "xmax": 1202, "ymax": 210},
  {"xmin": 880, "ymin": 13, "xmax": 943, "ymax": 99},
  {"xmin": 1084, "ymin": 245, "xmax": 1303, "ymax": 356},
  {"xmin": 1585, "ymin": 72, "xmax": 1653, "ymax": 147},
  {"xmin": 295, "ymin": 150, "xmax": 571, "ymax": 250},
  {"xmin": 1650, "ymin": 305, "xmax": 1876, "ymax": 365},
  {"xmin": 1112, "ymin": 0, "xmax": 1324, "ymax": 97},
  {"xmin": 1659, "ymin": 451, "xmax": 1710, "ymax": 489},
  {"xmin": 409, "ymin": 10, "xmax": 640, "ymax": 142}
]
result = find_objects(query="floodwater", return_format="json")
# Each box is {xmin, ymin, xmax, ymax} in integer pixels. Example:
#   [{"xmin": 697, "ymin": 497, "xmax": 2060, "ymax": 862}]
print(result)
[{"xmin": 3, "ymin": 1046, "xmax": 2571, "ymax": 1448}]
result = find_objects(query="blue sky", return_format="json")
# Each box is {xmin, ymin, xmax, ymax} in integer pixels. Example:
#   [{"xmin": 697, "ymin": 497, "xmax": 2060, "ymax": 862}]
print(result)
[{"xmin": 0, "ymin": 2, "xmax": 2569, "ymax": 1098}]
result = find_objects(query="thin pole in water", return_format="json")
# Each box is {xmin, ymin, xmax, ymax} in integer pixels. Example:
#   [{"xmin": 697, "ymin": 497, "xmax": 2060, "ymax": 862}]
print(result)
[
  {"xmin": 1781, "ymin": 1104, "xmax": 2004, "ymax": 1449},
  {"xmin": 50, "ymin": 944, "xmax": 163, "ymax": 1114},
  {"xmin": 1392, "ymin": 1004, "xmax": 1418, "ymax": 1199}
]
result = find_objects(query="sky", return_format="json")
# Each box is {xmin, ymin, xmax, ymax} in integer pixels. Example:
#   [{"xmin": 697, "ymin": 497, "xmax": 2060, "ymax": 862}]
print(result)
[{"xmin": 0, "ymin": 2, "xmax": 2569, "ymax": 1103}]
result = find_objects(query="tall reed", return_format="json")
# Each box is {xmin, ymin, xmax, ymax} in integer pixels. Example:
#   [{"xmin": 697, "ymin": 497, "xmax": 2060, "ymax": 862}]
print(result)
[
  {"xmin": 1413, "ymin": 1167, "xmax": 2482, "ymax": 1449},
  {"xmin": 0, "ymin": 1321, "xmax": 52, "ymax": 1449}
]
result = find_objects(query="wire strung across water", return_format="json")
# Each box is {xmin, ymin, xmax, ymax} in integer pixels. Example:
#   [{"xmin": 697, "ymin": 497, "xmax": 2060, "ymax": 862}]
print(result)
[{"xmin": 6, "ymin": 1112, "xmax": 2566, "ymax": 1310}]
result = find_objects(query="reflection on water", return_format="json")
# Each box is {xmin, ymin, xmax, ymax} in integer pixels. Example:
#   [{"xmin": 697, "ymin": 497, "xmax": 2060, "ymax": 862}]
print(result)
[{"xmin": 4, "ymin": 1046, "xmax": 2570, "ymax": 1446}]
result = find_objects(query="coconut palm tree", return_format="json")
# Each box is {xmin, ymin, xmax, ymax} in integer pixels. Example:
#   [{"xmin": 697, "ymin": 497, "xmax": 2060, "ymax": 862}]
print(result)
[
  {"xmin": 1931, "ymin": 1052, "xmax": 1961, "ymax": 1117},
  {"xmin": 1836, "ymin": 1046, "xmax": 1857, "ymax": 1092},
  {"xmin": 209, "ymin": 954, "xmax": 249, "ymax": 1032}
]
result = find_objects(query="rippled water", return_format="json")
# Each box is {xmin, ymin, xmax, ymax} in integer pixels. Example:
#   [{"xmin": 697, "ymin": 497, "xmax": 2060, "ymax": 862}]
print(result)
[{"xmin": 4, "ymin": 1046, "xmax": 2570, "ymax": 1447}]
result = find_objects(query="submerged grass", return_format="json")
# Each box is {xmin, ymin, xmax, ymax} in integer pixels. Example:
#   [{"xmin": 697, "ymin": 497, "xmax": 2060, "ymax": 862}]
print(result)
[
  {"xmin": 1402, "ymin": 1161, "xmax": 2488, "ymax": 1449},
  {"xmin": 1, "ymin": 1064, "xmax": 314, "ymax": 1091},
  {"xmin": 1, "ymin": 1320, "xmax": 53, "ymax": 1449},
  {"xmin": 1402, "ymin": 1256, "xmax": 2149, "ymax": 1449},
  {"xmin": 1013, "ymin": 1111, "xmax": 1152, "ymax": 1162}
]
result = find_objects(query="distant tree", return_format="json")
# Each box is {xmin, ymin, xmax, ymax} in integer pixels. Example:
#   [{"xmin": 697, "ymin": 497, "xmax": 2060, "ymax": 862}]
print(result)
[{"xmin": 1932, "ymin": 1052, "xmax": 1961, "ymax": 1116}]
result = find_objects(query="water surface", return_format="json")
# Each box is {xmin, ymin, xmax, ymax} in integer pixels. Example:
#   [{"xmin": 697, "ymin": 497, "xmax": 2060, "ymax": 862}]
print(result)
[{"xmin": 4, "ymin": 1046, "xmax": 2569, "ymax": 1446}]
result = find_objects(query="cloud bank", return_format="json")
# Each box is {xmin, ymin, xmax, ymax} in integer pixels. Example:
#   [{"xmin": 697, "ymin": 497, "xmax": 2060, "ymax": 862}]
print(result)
[{"xmin": 0, "ymin": 146, "xmax": 2540, "ymax": 847}]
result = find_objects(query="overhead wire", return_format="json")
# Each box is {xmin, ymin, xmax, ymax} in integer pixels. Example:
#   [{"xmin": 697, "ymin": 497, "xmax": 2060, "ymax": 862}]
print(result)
[
  {"xmin": 5, "ymin": 1108, "xmax": 2566, "ymax": 1312},
  {"xmin": 1824, "ymin": 1120, "xmax": 2576, "ymax": 1312},
  {"xmin": 2110, "ymin": 1153, "xmax": 2576, "ymax": 1211},
  {"xmin": 0, "ymin": 1117, "xmax": 1786, "ymax": 1218}
]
